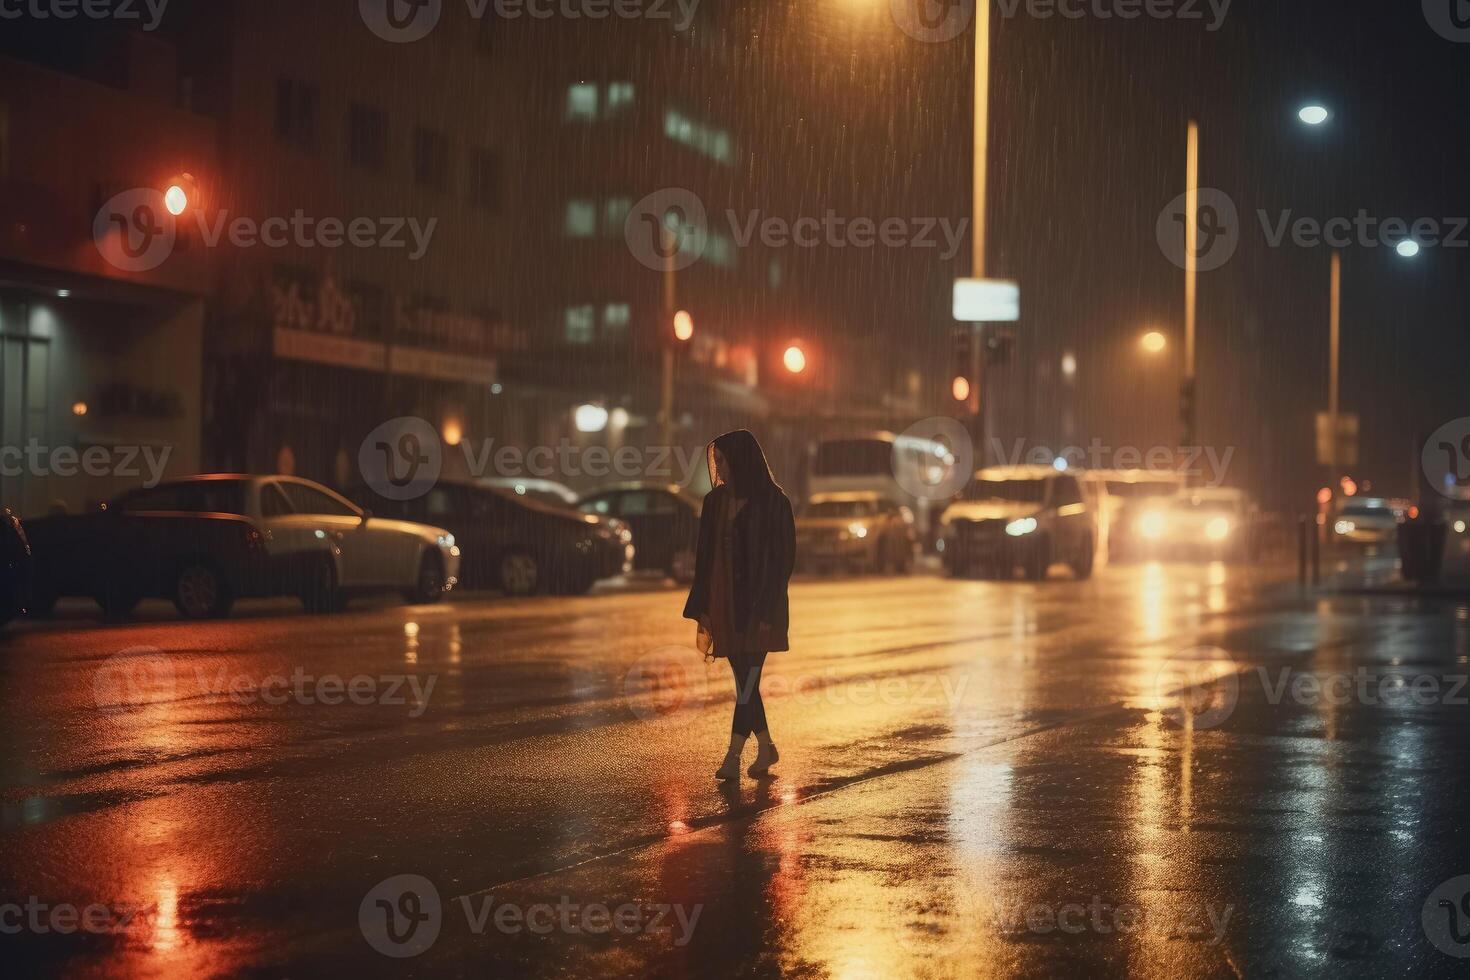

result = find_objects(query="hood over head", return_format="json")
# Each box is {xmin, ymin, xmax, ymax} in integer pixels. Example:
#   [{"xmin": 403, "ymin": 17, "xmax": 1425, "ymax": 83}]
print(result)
[{"xmin": 706, "ymin": 429, "xmax": 781, "ymax": 499}]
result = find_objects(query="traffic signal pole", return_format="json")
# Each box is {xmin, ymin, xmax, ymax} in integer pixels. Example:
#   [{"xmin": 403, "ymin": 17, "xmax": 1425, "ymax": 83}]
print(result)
[
  {"xmin": 659, "ymin": 227, "xmax": 676, "ymax": 452},
  {"xmin": 970, "ymin": 1, "xmax": 991, "ymax": 466},
  {"xmin": 1182, "ymin": 119, "xmax": 1199, "ymax": 459}
]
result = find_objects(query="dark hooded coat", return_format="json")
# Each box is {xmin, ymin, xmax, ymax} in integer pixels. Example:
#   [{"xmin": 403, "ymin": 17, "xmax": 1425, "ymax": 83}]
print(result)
[{"xmin": 682, "ymin": 430, "xmax": 796, "ymax": 654}]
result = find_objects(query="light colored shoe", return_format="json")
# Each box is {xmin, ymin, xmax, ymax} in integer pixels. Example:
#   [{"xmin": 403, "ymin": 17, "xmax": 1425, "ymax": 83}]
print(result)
[
  {"xmin": 747, "ymin": 742, "xmax": 779, "ymax": 778},
  {"xmin": 715, "ymin": 752, "xmax": 742, "ymax": 781}
]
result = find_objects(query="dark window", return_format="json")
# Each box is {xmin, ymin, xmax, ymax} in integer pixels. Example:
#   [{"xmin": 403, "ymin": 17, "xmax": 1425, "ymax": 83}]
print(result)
[
  {"xmin": 579, "ymin": 494, "xmax": 616, "ymax": 516},
  {"xmin": 803, "ymin": 500, "xmax": 874, "ymax": 519},
  {"xmin": 275, "ymin": 77, "xmax": 317, "ymax": 149},
  {"xmin": 344, "ymin": 280, "xmax": 386, "ymax": 340},
  {"xmin": 424, "ymin": 487, "xmax": 460, "ymax": 519},
  {"xmin": 468, "ymin": 147, "xmax": 500, "ymax": 211},
  {"xmin": 965, "ymin": 479, "xmax": 1048, "ymax": 504},
  {"xmin": 348, "ymin": 103, "xmax": 387, "ymax": 171},
  {"xmin": 1053, "ymin": 477, "xmax": 1084, "ymax": 507},
  {"xmin": 279, "ymin": 481, "xmax": 359, "ymax": 518},
  {"xmin": 260, "ymin": 483, "xmax": 293, "ymax": 518},
  {"xmin": 814, "ymin": 439, "xmax": 894, "ymax": 477},
  {"xmin": 620, "ymin": 491, "xmax": 676, "ymax": 516},
  {"xmin": 413, "ymin": 126, "xmax": 450, "ymax": 191},
  {"xmin": 116, "ymin": 481, "xmax": 246, "ymax": 515}
]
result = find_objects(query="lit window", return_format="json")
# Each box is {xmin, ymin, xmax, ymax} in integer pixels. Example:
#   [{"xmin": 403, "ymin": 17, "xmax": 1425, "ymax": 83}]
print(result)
[
  {"xmin": 606, "ymin": 82, "xmax": 635, "ymax": 114},
  {"xmin": 603, "ymin": 303, "xmax": 630, "ymax": 334},
  {"xmin": 564, "ymin": 305, "xmax": 595, "ymax": 344},
  {"xmin": 663, "ymin": 106, "xmax": 734, "ymax": 165},
  {"xmin": 565, "ymin": 199, "xmax": 597, "ymax": 238},
  {"xmin": 707, "ymin": 233, "xmax": 737, "ymax": 269},
  {"xmin": 566, "ymin": 83, "xmax": 598, "ymax": 122},
  {"xmin": 603, "ymin": 197, "xmax": 631, "ymax": 236}
]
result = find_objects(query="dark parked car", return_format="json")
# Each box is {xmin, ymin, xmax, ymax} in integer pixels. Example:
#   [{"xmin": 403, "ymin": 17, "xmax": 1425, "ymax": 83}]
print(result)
[
  {"xmin": 25, "ymin": 475, "xmax": 460, "ymax": 619},
  {"xmin": 352, "ymin": 480, "xmax": 630, "ymax": 596},
  {"xmin": 577, "ymin": 483, "xmax": 702, "ymax": 582},
  {"xmin": 1, "ymin": 508, "xmax": 30, "ymax": 627}
]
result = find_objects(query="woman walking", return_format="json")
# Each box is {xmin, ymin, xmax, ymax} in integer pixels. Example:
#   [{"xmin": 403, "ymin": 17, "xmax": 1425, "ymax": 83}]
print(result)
[{"xmin": 683, "ymin": 430, "xmax": 796, "ymax": 781}]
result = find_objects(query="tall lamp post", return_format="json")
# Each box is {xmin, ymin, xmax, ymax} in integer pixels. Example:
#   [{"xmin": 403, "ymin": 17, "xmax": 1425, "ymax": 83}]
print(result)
[
  {"xmin": 970, "ymin": 0, "xmax": 992, "ymax": 461},
  {"xmin": 658, "ymin": 226, "xmax": 692, "ymax": 451}
]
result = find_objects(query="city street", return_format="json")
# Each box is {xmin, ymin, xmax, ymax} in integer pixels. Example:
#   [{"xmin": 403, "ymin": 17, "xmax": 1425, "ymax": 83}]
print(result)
[{"xmin": 4, "ymin": 561, "xmax": 1469, "ymax": 977}]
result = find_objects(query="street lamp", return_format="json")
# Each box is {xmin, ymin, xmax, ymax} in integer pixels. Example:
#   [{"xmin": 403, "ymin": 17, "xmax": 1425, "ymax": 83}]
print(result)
[
  {"xmin": 1140, "ymin": 331, "xmax": 1168, "ymax": 354},
  {"xmin": 783, "ymin": 345, "xmax": 807, "ymax": 374},
  {"xmin": 672, "ymin": 309, "xmax": 694, "ymax": 341},
  {"xmin": 1297, "ymin": 104, "xmax": 1330, "ymax": 126}
]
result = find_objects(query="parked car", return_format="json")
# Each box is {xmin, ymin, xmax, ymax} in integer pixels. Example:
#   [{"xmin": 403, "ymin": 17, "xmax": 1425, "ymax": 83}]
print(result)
[
  {"xmin": 1, "ymin": 508, "xmax": 30, "ymax": 628},
  {"xmin": 352, "ymin": 479, "xmax": 630, "ymax": 596},
  {"xmin": 1331, "ymin": 497, "xmax": 1404, "ymax": 549},
  {"xmin": 578, "ymin": 483, "xmax": 702, "ymax": 582},
  {"xmin": 478, "ymin": 476, "xmax": 579, "ymax": 509},
  {"xmin": 939, "ymin": 466, "xmax": 1096, "ymax": 580},
  {"xmin": 1133, "ymin": 487, "xmax": 1259, "ymax": 561},
  {"xmin": 25, "ymin": 474, "xmax": 460, "ymax": 619},
  {"xmin": 1401, "ymin": 501, "xmax": 1470, "ymax": 584},
  {"xmin": 796, "ymin": 491, "xmax": 917, "ymax": 574}
]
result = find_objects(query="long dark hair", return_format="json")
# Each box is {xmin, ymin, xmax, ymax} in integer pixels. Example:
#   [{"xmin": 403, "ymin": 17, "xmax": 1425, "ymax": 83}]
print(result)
[{"xmin": 707, "ymin": 429, "xmax": 781, "ymax": 499}]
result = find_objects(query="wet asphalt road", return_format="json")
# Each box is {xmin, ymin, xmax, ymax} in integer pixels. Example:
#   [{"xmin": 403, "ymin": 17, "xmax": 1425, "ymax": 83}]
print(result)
[{"xmin": 3, "ymin": 560, "xmax": 1470, "ymax": 978}]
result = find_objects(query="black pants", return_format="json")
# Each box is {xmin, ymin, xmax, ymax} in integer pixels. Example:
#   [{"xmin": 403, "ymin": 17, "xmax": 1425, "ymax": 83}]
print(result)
[{"xmin": 728, "ymin": 650, "xmax": 769, "ymax": 737}]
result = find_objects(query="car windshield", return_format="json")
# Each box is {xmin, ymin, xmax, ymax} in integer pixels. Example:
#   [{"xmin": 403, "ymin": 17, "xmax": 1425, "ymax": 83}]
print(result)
[
  {"xmin": 964, "ymin": 479, "xmax": 1047, "ymax": 503},
  {"xmin": 1106, "ymin": 481, "xmax": 1178, "ymax": 499},
  {"xmin": 804, "ymin": 500, "xmax": 874, "ymax": 518}
]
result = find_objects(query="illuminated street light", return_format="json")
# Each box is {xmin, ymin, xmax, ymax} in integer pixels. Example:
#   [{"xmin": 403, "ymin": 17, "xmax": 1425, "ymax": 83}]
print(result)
[
  {"xmin": 164, "ymin": 183, "xmax": 189, "ymax": 216},
  {"xmin": 1396, "ymin": 240, "xmax": 1421, "ymax": 258},
  {"xmin": 575, "ymin": 403, "xmax": 609, "ymax": 433},
  {"xmin": 1140, "ymin": 331, "xmax": 1167, "ymax": 354},
  {"xmin": 783, "ymin": 345, "xmax": 807, "ymax": 374},
  {"xmin": 1297, "ymin": 104, "xmax": 1330, "ymax": 126},
  {"xmin": 673, "ymin": 309, "xmax": 694, "ymax": 341}
]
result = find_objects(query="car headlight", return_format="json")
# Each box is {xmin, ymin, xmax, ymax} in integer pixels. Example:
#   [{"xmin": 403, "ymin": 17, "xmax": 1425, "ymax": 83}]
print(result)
[
  {"xmin": 1205, "ymin": 517, "xmax": 1231, "ymax": 541},
  {"xmin": 847, "ymin": 522, "xmax": 869, "ymax": 539},
  {"xmin": 1137, "ymin": 512, "xmax": 1166, "ymax": 540},
  {"xmin": 1005, "ymin": 517, "xmax": 1038, "ymax": 537},
  {"xmin": 1334, "ymin": 520, "xmax": 1355, "ymax": 536}
]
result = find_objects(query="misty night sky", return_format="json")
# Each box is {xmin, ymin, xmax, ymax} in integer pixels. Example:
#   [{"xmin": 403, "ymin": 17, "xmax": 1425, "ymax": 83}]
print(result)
[
  {"xmin": 7, "ymin": 0, "xmax": 1466, "ymax": 508},
  {"xmin": 716, "ymin": 0, "xmax": 1468, "ymax": 506}
]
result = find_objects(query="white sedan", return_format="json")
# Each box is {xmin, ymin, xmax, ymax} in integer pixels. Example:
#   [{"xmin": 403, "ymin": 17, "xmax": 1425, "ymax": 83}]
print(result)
[{"xmin": 42, "ymin": 474, "xmax": 462, "ymax": 617}]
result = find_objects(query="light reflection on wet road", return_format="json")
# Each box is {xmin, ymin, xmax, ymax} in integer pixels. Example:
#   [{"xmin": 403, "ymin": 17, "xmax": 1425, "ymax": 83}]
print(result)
[{"xmin": 2, "ymin": 561, "xmax": 1469, "ymax": 977}]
